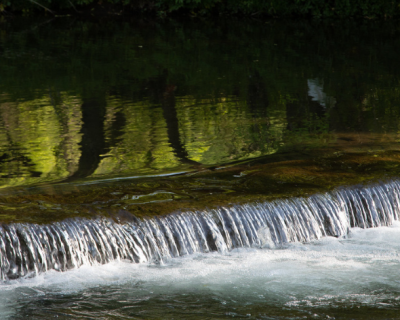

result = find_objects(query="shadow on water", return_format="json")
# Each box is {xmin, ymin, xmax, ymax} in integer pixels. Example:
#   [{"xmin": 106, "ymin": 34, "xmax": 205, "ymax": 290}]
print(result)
[{"xmin": 67, "ymin": 96, "xmax": 108, "ymax": 180}]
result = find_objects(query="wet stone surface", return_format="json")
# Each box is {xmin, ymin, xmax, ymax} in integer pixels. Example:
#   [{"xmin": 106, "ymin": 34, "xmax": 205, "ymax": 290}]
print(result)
[{"xmin": 1, "ymin": 146, "xmax": 400, "ymax": 224}]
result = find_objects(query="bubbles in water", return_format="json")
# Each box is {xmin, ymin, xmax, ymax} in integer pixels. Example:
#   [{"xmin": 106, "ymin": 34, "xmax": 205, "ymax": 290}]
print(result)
[{"xmin": 2, "ymin": 224, "xmax": 400, "ymax": 319}]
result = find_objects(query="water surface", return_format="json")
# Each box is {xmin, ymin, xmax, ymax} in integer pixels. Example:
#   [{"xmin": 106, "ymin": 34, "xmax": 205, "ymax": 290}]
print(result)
[
  {"xmin": 1, "ymin": 17, "xmax": 400, "ymax": 319},
  {"xmin": 0, "ymin": 18, "xmax": 400, "ymax": 189},
  {"xmin": 2, "ymin": 223, "xmax": 400, "ymax": 319}
]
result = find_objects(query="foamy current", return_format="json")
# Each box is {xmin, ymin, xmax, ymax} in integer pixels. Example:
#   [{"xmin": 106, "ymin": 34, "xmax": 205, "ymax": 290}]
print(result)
[{"xmin": 1, "ymin": 223, "xmax": 400, "ymax": 319}]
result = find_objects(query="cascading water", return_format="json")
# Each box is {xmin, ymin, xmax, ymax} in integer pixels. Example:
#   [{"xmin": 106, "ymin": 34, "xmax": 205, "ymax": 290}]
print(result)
[{"xmin": 1, "ymin": 180, "xmax": 400, "ymax": 281}]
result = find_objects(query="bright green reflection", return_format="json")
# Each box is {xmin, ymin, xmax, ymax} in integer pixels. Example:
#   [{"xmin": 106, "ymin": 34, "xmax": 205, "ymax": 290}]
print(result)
[
  {"xmin": 1, "ymin": 18, "xmax": 400, "ymax": 189},
  {"xmin": 0, "ymin": 92, "xmax": 286, "ymax": 187},
  {"xmin": 0, "ymin": 94, "xmax": 82, "ymax": 188}
]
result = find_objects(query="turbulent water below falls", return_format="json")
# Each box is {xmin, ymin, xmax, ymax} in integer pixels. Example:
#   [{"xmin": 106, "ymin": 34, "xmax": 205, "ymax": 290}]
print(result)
[
  {"xmin": 1, "ymin": 224, "xmax": 400, "ymax": 319},
  {"xmin": 1, "ymin": 180, "xmax": 400, "ymax": 281}
]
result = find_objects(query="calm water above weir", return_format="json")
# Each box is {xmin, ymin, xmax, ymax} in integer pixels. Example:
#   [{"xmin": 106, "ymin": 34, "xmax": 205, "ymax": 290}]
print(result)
[
  {"xmin": 1, "ymin": 17, "xmax": 400, "ymax": 319},
  {"xmin": 1, "ymin": 18, "xmax": 400, "ymax": 189}
]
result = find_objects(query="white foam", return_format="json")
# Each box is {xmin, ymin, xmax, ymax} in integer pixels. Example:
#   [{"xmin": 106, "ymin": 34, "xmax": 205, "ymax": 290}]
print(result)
[{"xmin": 2, "ymin": 223, "xmax": 400, "ymax": 318}]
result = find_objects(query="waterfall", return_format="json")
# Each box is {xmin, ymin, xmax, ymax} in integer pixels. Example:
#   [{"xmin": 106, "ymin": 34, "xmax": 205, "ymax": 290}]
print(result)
[{"xmin": 1, "ymin": 180, "xmax": 400, "ymax": 281}]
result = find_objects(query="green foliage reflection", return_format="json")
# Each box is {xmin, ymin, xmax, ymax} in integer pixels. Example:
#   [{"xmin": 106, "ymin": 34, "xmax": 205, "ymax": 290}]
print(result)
[{"xmin": 1, "ymin": 19, "xmax": 400, "ymax": 189}]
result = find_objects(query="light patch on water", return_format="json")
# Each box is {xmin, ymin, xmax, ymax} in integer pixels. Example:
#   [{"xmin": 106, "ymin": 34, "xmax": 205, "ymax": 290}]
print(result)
[
  {"xmin": 307, "ymin": 78, "xmax": 337, "ymax": 108},
  {"xmin": 1, "ymin": 223, "xmax": 400, "ymax": 319}
]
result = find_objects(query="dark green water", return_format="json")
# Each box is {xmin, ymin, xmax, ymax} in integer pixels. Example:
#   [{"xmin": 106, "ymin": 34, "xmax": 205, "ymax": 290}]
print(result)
[
  {"xmin": 1, "ymin": 17, "xmax": 400, "ymax": 319},
  {"xmin": 1, "ymin": 18, "xmax": 400, "ymax": 189}
]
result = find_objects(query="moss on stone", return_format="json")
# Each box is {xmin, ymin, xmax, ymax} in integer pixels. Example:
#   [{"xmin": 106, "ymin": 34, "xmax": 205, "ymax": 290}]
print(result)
[{"xmin": 1, "ymin": 146, "xmax": 400, "ymax": 224}]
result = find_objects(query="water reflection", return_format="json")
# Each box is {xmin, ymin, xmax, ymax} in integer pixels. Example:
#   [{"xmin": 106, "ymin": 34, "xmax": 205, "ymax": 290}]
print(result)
[
  {"xmin": 0, "ymin": 94, "xmax": 82, "ymax": 187},
  {"xmin": 0, "ymin": 19, "xmax": 400, "ymax": 188},
  {"xmin": 0, "ymin": 91, "xmax": 287, "ymax": 188}
]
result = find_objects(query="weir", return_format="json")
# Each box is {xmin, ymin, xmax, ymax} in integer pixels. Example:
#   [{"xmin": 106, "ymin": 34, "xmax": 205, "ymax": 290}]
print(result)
[{"xmin": 1, "ymin": 179, "xmax": 400, "ymax": 281}]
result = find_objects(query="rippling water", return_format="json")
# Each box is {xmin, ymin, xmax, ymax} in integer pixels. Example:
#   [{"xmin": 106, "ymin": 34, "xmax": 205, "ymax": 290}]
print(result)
[
  {"xmin": 2, "ymin": 17, "xmax": 400, "ymax": 319},
  {"xmin": 1, "ymin": 223, "xmax": 400, "ymax": 319},
  {"xmin": 1, "ymin": 18, "xmax": 400, "ymax": 188}
]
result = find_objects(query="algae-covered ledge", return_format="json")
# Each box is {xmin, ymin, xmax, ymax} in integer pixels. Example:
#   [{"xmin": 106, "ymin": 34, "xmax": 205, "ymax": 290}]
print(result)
[{"xmin": 1, "ymin": 147, "xmax": 400, "ymax": 225}]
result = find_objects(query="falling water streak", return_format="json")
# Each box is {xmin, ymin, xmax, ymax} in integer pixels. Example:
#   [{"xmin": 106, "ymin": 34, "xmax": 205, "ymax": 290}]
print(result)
[{"xmin": 1, "ymin": 180, "xmax": 400, "ymax": 281}]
